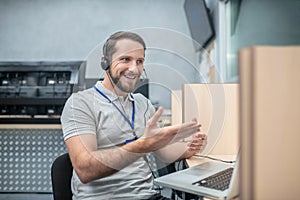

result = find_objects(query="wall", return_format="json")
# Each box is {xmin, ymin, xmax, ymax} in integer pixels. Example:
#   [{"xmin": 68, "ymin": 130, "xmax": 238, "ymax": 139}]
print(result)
[{"xmin": 228, "ymin": 0, "xmax": 300, "ymax": 80}]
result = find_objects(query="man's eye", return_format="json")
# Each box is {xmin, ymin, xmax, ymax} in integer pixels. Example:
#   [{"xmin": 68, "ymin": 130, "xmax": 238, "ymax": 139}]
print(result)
[
  {"xmin": 137, "ymin": 60, "xmax": 144, "ymax": 65},
  {"xmin": 121, "ymin": 58, "xmax": 130, "ymax": 62}
]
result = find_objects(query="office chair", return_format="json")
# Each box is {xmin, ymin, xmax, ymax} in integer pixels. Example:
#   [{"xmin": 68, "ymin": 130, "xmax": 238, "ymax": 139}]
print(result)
[{"xmin": 51, "ymin": 153, "xmax": 73, "ymax": 200}]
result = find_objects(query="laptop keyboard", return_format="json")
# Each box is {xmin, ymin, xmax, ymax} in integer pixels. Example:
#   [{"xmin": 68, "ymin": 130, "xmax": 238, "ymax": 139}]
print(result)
[{"xmin": 192, "ymin": 167, "xmax": 234, "ymax": 191}]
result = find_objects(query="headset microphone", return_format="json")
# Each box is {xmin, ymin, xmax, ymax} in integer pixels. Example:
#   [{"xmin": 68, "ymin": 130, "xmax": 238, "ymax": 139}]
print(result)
[{"xmin": 142, "ymin": 68, "xmax": 148, "ymax": 79}]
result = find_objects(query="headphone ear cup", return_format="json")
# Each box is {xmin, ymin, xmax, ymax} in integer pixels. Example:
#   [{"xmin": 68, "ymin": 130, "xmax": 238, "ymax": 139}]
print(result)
[{"xmin": 101, "ymin": 58, "xmax": 110, "ymax": 70}]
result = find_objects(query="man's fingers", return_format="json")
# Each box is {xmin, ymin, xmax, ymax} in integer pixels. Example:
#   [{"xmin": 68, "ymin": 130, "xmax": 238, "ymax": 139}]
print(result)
[
  {"xmin": 192, "ymin": 118, "xmax": 198, "ymax": 123},
  {"xmin": 176, "ymin": 124, "xmax": 202, "ymax": 139},
  {"xmin": 169, "ymin": 121, "xmax": 200, "ymax": 133},
  {"xmin": 146, "ymin": 106, "xmax": 163, "ymax": 127}
]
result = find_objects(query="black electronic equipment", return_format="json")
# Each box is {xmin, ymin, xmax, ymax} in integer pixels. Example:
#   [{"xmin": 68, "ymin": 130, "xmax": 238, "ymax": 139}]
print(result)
[
  {"xmin": 101, "ymin": 36, "xmax": 111, "ymax": 71},
  {"xmin": 101, "ymin": 57, "xmax": 110, "ymax": 71},
  {"xmin": 0, "ymin": 61, "xmax": 86, "ymax": 124},
  {"xmin": 184, "ymin": 0, "xmax": 215, "ymax": 51}
]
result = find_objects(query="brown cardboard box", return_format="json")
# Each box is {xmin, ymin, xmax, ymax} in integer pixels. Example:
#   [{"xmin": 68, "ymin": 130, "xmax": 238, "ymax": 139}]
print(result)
[{"xmin": 239, "ymin": 46, "xmax": 300, "ymax": 200}]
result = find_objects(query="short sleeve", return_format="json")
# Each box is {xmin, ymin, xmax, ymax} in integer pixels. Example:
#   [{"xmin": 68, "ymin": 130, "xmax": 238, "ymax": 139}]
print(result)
[{"xmin": 60, "ymin": 93, "xmax": 96, "ymax": 141}]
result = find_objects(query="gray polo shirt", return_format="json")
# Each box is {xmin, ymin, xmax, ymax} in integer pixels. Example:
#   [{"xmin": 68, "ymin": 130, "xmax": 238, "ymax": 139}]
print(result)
[{"xmin": 61, "ymin": 81, "xmax": 157, "ymax": 200}]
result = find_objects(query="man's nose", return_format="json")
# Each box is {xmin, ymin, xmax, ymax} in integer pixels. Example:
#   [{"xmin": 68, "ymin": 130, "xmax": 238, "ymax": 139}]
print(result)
[{"xmin": 128, "ymin": 61, "xmax": 140, "ymax": 72}]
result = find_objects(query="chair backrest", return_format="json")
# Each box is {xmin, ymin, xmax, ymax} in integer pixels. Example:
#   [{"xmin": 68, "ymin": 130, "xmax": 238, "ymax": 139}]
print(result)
[{"xmin": 51, "ymin": 153, "xmax": 73, "ymax": 200}]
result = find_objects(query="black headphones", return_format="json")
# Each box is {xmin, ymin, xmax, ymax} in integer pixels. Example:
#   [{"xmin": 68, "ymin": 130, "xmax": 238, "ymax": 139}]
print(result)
[
  {"xmin": 101, "ymin": 57, "xmax": 110, "ymax": 71},
  {"xmin": 101, "ymin": 40, "xmax": 110, "ymax": 71}
]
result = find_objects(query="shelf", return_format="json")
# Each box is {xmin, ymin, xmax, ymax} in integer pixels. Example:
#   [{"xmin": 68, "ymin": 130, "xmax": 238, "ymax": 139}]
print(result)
[
  {"xmin": 0, "ymin": 98, "xmax": 67, "ymax": 105},
  {"xmin": 0, "ymin": 117, "xmax": 61, "ymax": 124}
]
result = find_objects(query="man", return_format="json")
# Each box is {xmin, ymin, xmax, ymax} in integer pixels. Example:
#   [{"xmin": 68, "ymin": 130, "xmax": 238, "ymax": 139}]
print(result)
[{"xmin": 61, "ymin": 31, "xmax": 207, "ymax": 200}]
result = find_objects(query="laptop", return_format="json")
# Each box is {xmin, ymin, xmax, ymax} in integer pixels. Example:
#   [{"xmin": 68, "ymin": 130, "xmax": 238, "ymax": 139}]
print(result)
[{"xmin": 154, "ymin": 154, "xmax": 239, "ymax": 200}]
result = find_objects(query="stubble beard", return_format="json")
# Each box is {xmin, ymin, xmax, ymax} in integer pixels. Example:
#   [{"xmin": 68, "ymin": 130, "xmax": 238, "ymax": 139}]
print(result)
[{"xmin": 108, "ymin": 69, "xmax": 137, "ymax": 93}]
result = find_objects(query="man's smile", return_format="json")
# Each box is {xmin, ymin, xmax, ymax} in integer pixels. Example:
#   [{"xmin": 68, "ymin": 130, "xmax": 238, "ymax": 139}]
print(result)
[{"xmin": 123, "ymin": 73, "xmax": 138, "ymax": 80}]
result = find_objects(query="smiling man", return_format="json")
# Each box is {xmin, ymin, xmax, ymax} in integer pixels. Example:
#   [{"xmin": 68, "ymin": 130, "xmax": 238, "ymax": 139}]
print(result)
[{"xmin": 60, "ymin": 31, "xmax": 207, "ymax": 200}]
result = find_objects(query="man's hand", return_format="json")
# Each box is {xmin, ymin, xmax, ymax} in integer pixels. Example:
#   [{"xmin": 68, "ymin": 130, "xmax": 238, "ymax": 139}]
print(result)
[
  {"xmin": 180, "ymin": 118, "xmax": 207, "ymax": 158},
  {"xmin": 182, "ymin": 132, "xmax": 207, "ymax": 159},
  {"xmin": 149, "ymin": 114, "xmax": 207, "ymax": 163},
  {"xmin": 138, "ymin": 107, "xmax": 202, "ymax": 153}
]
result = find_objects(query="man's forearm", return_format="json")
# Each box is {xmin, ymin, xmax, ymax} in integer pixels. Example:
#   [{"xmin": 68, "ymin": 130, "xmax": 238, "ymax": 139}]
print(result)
[
  {"xmin": 93, "ymin": 140, "xmax": 147, "ymax": 171},
  {"xmin": 76, "ymin": 139, "xmax": 147, "ymax": 183}
]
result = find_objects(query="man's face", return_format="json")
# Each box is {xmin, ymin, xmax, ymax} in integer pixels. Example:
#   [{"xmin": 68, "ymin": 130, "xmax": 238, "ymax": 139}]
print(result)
[{"xmin": 108, "ymin": 39, "xmax": 145, "ymax": 94}]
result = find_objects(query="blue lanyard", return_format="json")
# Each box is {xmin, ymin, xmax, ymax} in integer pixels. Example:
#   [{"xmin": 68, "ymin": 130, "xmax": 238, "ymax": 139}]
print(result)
[{"xmin": 93, "ymin": 85, "xmax": 137, "ymax": 141}]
